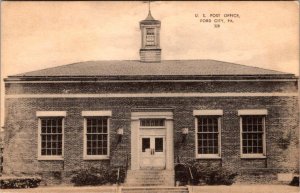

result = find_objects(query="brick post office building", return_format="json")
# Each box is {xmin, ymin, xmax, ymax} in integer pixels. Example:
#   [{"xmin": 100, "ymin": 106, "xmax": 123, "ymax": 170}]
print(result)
[{"xmin": 3, "ymin": 11, "xmax": 299, "ymax": 185}]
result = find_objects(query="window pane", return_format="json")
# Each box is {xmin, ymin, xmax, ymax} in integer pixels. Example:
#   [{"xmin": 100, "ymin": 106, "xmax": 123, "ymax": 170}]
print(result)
[
  {"xmin": 155, "ymin": 138, "xmax": 163, "ymax": 152},
  {"xmin": 257, "ymin": 124, "xmax": 263, "ymax": 132},
  {"xmin": 42, "ymin": 142, "xmax": 46, "ymax": 148},
  {"xmin": 103, "ymin": 126, "xmax": 107, "ymax": 133},
  {"xmin": 208, "ymin": 118, "xmax": 213, "ymax": 125},
  {"xmin": 47, "ymin": 142, "xmax": 51, "ymax": 148},
  {"xmin": 51, "ymin": 149, "xmax": 57, "ymax": 155},
  {"xmin": 257, "ymin": 147, "xmax": 263, "ymax": 153},
  {"xmin": 203, "ymin": 124, "xmax": 207, "ymax": 132},
  {"xmin": 103, "ymin": 148, "xmax": 107, "ymax": 155},
  {"xmin": 213, "ymin": 146, "xmax": 218, "ymax": 154},
  {"xmin": 87, "ymin": 149, "xmax": 91, "ymax": 155},
  {"xmin": 46, "ymin": 127, "xmax": 52, "ymax": 134},
  {"xmin": 41, "ymin": 127, "xmax": 46, "ymax": 133},
  {"xmin": 142, "ymin": 138, "xmax": 150, "ymax": 152}
]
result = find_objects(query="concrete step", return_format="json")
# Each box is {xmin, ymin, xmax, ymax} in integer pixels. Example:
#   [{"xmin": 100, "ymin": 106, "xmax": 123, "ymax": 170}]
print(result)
[
  {"xmin": 126, "ymin": 180, "xmax": 166, "ymax": 183},
  {"xmin": 122, "ymin": 186, "xmax": 189, "ymax": 193},
  {"xmin": 125, "ymin": 170, "xmax": 175, "ymax": 186},
  {"xmin": 126, "ymin": 178, "xmax": 170, "ymax": 181}
]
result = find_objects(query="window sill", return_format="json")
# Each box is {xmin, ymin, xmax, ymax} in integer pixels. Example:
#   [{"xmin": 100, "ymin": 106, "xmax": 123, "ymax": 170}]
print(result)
[
  {"xmin": 241, "ymin": 154, "xmax": 266, "ymax": 159},
  {"xmin": 83, "ymin": 155, "xmax": 110, "ymax": 160},
  {"xmin": 196, "ymin": 155, "xmax": 221, "ymax": 159},
  {"xmin": 38, "ymin": 156, "xmax": 64, "ymax": 161}
]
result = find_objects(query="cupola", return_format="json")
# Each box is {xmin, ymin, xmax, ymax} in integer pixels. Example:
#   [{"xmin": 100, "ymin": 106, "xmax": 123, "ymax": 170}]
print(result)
[{"xmin": 139, "ymin": 10, "xmax": 161, "ymax": 63}]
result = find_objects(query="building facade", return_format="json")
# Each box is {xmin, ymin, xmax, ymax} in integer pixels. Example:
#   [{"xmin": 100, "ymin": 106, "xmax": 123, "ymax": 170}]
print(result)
[{"xmin": 3, "ymin": 11, "xmax": 299, "ymax": 185}]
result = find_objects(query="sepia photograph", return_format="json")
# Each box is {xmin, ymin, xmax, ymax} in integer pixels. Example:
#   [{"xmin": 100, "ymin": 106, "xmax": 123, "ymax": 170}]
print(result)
[{"xmin": 0, "ymin": 1, "xmax": 299, "ymax": 193}]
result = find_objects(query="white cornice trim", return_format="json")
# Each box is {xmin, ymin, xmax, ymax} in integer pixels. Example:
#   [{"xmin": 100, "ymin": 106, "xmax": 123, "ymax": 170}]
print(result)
[
  {"xmin": 36, "ymin": 111, "xmax": 66, "ymax": 117},
  {"xmin": 82, "ymin": 111, "xmax": 112, "ymax": 117},
  {"xmin": 5, "ymin": 92, "xmax": 298, "ymax": 99},
  {"xmin": 238, "ymin": 109, "xmax": 268, "ymax": 115},
  {"xmin": 193, "ymin": 110, "xmax": 223, "ymax": 116}
]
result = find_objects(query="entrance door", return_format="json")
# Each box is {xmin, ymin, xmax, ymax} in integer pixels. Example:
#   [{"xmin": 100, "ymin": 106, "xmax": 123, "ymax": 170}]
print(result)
[{"xmin": 140, "ymin": 135, "xmax": 165, "ymax": 169}]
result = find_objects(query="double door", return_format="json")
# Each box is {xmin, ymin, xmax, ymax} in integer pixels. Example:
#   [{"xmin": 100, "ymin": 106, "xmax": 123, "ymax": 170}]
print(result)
[{"xmin": 140, "ymin": 135, "xmax": 165, "ymax": 169}]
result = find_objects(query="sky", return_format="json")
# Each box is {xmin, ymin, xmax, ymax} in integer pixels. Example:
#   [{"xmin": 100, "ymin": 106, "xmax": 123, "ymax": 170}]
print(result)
[{"xmin": 0, "ymin": 1, "xmax": 299, "ymax": 127}]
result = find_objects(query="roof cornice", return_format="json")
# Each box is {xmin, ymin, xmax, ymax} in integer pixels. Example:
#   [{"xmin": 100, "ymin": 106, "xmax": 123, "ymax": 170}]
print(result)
[{"xmin": 4, "ymin": 74, "xmax": 298, "ymax": 83}]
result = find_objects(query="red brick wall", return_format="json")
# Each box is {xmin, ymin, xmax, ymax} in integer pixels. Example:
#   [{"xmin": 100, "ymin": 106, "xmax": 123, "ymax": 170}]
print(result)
[{"xmin": 3, "ymin": 80, "xmax": 299, "ymax": 184}]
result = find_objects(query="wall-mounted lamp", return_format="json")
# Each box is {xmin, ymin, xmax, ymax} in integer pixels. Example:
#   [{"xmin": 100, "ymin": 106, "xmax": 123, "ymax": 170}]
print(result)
[
  {"xmin": 117, "ymin": 128, "xmax": 124, "ymax": 143},
  {"xmin": 181, "ymin": 128, "xmax": 189, "ymax": 143}
]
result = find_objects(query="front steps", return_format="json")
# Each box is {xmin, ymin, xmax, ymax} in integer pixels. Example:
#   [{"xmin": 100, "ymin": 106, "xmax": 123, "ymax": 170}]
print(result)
[
  {"xmin": 122, "ymin": 186, "xmax": 189, "ymax": 193},
  {"xmin": 125, "ymin": 169, "xmax": 175, "ymax": 186}
]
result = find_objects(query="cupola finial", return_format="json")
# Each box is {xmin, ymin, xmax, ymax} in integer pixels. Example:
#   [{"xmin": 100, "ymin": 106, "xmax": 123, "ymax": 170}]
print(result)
[{"xmin": 144, "ymin": 1, "xmax": 155, "ymax": 20}]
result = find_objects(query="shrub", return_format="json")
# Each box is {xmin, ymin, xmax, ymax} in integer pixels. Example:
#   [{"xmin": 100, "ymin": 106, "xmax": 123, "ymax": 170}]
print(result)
[
  {"xmin": 107, "ymin": 167, "xmax": 126, "ymax": 184},
  {"xmin": 0, "ymin": 177, "xmax": 41, "ymax": 189},
  {"xmin": 175, "ymin": 164, "xmax": 190, "ymax": 185},
  {"xmin": 289, "ymin": 176, "xmax": 299, "ymax": 186},
  {"xmin": 71, "ymin": 166, "xmax": 125, "ymax": 186},
  {"xmin": 186, "ymin": 160, "xmax": 238, "ymax": 185}
]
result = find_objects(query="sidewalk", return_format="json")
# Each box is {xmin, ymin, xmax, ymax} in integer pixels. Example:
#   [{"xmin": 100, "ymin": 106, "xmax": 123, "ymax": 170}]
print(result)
[
  {"xmin": 0, "ymin": 186, "xmax": 118, "ymax": 193},
  {"xmin": 189, "ymin": 184, "xmax": 299, "ymax": 193},
  {"xmin": 1, "ymin": 184, "xmax": 299, "ymax": 193}
]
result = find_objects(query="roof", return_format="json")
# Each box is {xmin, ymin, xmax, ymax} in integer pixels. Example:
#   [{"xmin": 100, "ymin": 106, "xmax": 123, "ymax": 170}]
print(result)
[
  {"xmin": 140, "ymin": 11, "xmax": 160, "ymax": 25},
  {"xmin": 7, "ymin": 60, "xmax": 295, "ymax": 81}
]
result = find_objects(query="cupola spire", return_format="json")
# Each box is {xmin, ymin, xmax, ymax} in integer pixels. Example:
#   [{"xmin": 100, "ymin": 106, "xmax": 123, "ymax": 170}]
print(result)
[
  {"xmin": 139, "ymin": 2, "xmax": 161, "ymax": 63},
  {"xmin": 145, "ymin": 10, "xmax": 155, "ymax": 21}
]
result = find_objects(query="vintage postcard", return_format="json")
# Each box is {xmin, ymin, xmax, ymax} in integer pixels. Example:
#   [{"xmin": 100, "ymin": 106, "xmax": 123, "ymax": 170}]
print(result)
[{"xmin": 0, "ymin": 1, "xmax": 299, "ymax": 192}]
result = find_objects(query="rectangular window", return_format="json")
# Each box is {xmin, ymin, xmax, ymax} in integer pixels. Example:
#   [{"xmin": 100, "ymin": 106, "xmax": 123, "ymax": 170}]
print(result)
[
  {"xmin": 83, "ymin": 112, "xmax": 111, "ymax": 160},
  {"xmin": 86, "ymin": 118, "xmax": 108, "ymax": 156},
  {"xmin": 37, "ymin": 111, "xmax": 66, "ymax": 160},
  {"xmin": 196, "ymin": 116, "xmax": 221, "ymax": 158},
  {"xmin": 241, "ymin": 116, "xmax": 266, "ymax": 158},
  {"xmin": 140, "ymin": 119, "xmax": 165, "ymax": 127},
  {"xmin": 146, "ymin": 28, "xmax": 155, "ymax": 46},
  {"xmin": 40, "ymin": 118, "xmax": 63, "ymax": 156}
]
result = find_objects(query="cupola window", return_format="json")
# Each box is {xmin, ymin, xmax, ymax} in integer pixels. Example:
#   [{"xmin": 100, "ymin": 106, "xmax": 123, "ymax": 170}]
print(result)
[{"xmin": 146, "ymin": 28, "xmax": 155, "ymax": 46}]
